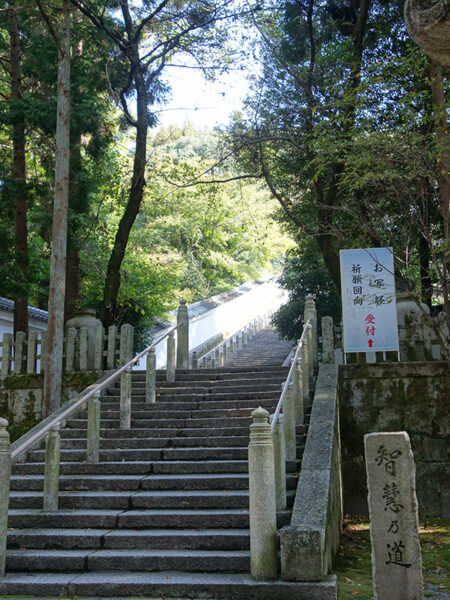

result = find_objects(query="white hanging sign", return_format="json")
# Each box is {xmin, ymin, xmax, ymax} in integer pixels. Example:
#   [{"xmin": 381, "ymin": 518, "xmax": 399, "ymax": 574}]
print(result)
[{"xmin": 340, "ymin": 248, "xmax": 399, "ymax": 353}]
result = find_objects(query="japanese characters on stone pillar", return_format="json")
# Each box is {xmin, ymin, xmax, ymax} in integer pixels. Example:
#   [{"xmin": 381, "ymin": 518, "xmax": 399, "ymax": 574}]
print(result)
[
  {"xmin": 364, "ymin": 432, "xmax": 424, "ymax": 600},
  {"xmin": 340, "ymin": 248, "xmax": 399, "ymax": 354}
]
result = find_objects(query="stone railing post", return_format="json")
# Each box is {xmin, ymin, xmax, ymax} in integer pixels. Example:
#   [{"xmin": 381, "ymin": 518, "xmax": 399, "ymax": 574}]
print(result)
[
  {"xmin": 43, "ymin": 423, "xmax": 61, "ymax": 512},
  {"xmin": 283, "ymin": 383, "xmax": 297, "ymax": 461},
  {"xmin": 0, "ymin": 418, "xmax": 11, "ymax": 577},
  {"xmin": 243, "ymin": 327, "xmax": 248, "ymax": 345},
  {"xmin": 120, "ymin": 324, "xmax": 134, "ymax": 430},
  {"xmin": 300, "ymin": 342, "xmax": 309, "ymax": 403},
  {"xmin": 176, "ymin": 300, "xmax": 189, "ymax": 369},
  {"xmin": 87, "ymin": 392, "xmax": 101, "ymax": 464},
  {"xmin": 94, "ymin": 325, "xmax": 105, "ymax": 371},
  {"xmin": 14, "ymin": 331, "xmax": 26, "ymax": 375},
  {"xmin": 211, "ymin": 351, "xmax": 216, "ymax": 369},
  {"xmin": 321, "ymin": 316, "xmax": 334, "ymax": 364},
  {"xmin": 306, "ymin": 324, "xmax": 314, "ymax": 382},
  {"xmin": 65, "ymin": 327, "xmax": 77, "ymax": 372},
  {"xmin": 166, "ymin": 332, "xmax": 176, "ymax": 383},
  {"xmin": 191, "ymin": 351, "xmax": 198, "ymax": 369},
  {"xmin": 293, "ymin": 357, "xmax": 304, "ymax": 425},
  {"xmin": 248, "ymin": 407, "xmax": 277, "ymax": 580},
  {"xmin": 304, "ymin": 294, "xmax": 318, "ymax": 369},
  {"xmin": 232, "ymin": 335, "xmax": 237, "ymax": 355},
  {"xmin": 79, "ymin": 327, "xmax": 88, "ymax": 372},
  {"xmin": 1, "ymin": 333, "xmax": 12, "ymax": 379},
  {"xmin": 271, "ymin": 413, "xmax": 287, "ymax": 511},
  {"xmin": 219, "ymin": 346, "xmax": 224, "ymax": 366},
  {"xmin": 106, "ymin": 325, "xmax": 118, "ymax": 369},
  {"xmin": 27, "ymin": 331, "xmax": 38, "ymax": 375},
  {"xmin": 225, "ymin": 340, "xmax": 230, "ymax": 360},
  {"xmin": 238, "ymin": 331, "xmax": 243, "ymax": 350},
  {"xmin": 146, "ymin": 349, "xmax": 156, "ymax": 403}
]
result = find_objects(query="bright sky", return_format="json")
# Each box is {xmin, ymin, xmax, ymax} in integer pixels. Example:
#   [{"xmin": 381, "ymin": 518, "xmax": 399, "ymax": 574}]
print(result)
[{"xmin": 155, "ymin": 65, "xmax": 253, "ymax": 130}]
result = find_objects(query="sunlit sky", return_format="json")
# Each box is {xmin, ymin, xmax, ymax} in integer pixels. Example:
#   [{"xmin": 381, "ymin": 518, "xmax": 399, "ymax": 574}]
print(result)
[{"xmin": 155, "ymin": 65, "xmax": 253, "ymax": 130}]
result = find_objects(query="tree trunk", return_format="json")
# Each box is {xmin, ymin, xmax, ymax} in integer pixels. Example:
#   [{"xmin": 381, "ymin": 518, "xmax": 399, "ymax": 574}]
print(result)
[
  {"xmin": 43, "ymin": 0, "xmax": 71, "ymax": 417},
  {"xmin": 65, "ymin": 248, "xmax": 80, "ymax": 321},
  {"xmin": 9, "ymin": 3, "xmax": 29, "ymax": 335},
  {"xmin": 101, "ymin": 57, "xmax": 148, "ymax": 326},
  {"xmin": 430, "ymin": 59, "xmax": 450, "ymax": 344}
]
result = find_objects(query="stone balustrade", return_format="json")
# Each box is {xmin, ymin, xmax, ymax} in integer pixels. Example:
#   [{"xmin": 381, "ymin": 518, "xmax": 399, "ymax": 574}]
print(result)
[{"xmin": 0, "ymin": 324, "xmax": 133, "ymax": 378}]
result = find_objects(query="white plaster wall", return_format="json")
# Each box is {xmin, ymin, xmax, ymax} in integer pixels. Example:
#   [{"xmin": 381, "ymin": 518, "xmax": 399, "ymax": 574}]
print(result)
[{"xmin": 135, "ymin": 280, "xmax": 287, "ymax": 370}]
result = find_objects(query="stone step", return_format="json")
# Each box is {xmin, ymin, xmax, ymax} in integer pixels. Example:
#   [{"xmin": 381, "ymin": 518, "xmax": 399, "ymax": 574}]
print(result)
[
  {"xmin": 7, "ymin": 528, "xmax": 250, "ymax": 551},
  {"xmin": 0, "ymin": 571, "xmax": 337, "ymax": 599},
  {"xmin": 9, "ymin": 489, "xmax": 296, "ymax": 511},
  {"xmin": 122, "ymin": 383, "xmax": 284, "ymax": 393},
  {"xmin": 65, "ymin": 416, "xmax": 254, "ymax": 429},
  {"xmin": 104, "ymin": 391, "xmax": 280, "ymax": 401},
  {"xmin": 12, "ymin": 462, "xmax": 154, "ymax": 476},
  {"xmin": 7, "ymin": 509, "xmax": 291, "ymax": 530},
  {"xmin": 59, "ymin": 426, "xmax": 253, "ymax": 439},
  {"xmin": 28, "ymin": 447, "xmax": 250, "ymax": 463},
  {"xmin": 59, "ymin": 436, "xmax": 251, "ymax": 450},
  {"xmin": 11, "ymin": 470, "xmax": 300, "ymax": 492},
  {"xmin": 77, "ymin": 405, "xmax": 277, "ymax": 420},
  {"xmin": 5, "ymin": 548, "xmax": 250, "ymax": 573}
]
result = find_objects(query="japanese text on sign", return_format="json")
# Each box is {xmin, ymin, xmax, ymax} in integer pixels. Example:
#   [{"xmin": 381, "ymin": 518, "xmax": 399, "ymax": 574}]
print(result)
[{"xmin": 340, "ymin": 248, "xmax": 399, "ymax": 353}]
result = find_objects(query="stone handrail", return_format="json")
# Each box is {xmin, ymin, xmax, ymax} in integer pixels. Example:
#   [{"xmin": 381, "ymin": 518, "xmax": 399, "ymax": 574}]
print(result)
[
  {"xmin": 248, "ymin": 295, "xmax": 319, "ymax": 580},
  {"xmin": 270, "ymin": 317, "xmax": 311, "ymax": 435},
  {"xmin": 280, "ymin": 363, "xmax": 342, "ymax": 581},
  {"xmin": 9, "ymin": 323, "xmax": 178, "ymax": 463}
]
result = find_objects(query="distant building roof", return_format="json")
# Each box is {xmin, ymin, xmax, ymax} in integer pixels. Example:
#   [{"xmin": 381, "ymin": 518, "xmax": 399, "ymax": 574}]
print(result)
[{"xmin": 0, "ymin": 297, "xmax": 49, "ymax": 323}]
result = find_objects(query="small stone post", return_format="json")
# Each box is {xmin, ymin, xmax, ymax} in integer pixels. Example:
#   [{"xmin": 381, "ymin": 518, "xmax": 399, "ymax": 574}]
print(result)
[
  {"xmin": 232, "ymin": 335, "xmax": 237, "ymax": 355},
  {"xmin": 283, "ymin": 383, "xmax": 297, "ymax": 461},
  {"xmin": 271, "ymin": 413, "xmax": 287, "ymax": 511},
  {"xmin": 94, "ymin": 325, "xmax": 105, "ymax": 371},
  {"xmin": 293, "ymin": 358, "xmax": 304, "ymax": 425},
  {"xmin": 120, "ymin": 325, "xmax": 134, "ymax": 430},
  {"xmin": 243, "ymin": 327, "xmax": 248, "ymax": 345},
  {"xmin": 1, "ymin": 333, "xmax": 12, "ymax": 378},
  {"xmin": 304, "ymin": 294, "xmax": 318, "ymax": 369},
  {"xmin": 43, "ymin": 423, "xmax": 61, "ymax": 512},
  {"xmin": 219, "ymin": 346, "xmax": 224, "ymax": 366},
  {"xmin": 176, "ymin": 300, "xmax": 189, "ymax": 369},
  {"xmin": 146, "ymin": 349, "xmax": 156, "ymax": 403},
  {"xmin": 248, "ymin": 407, "xmax": 277, "ymax": 580},
  {"xmin": 87, "ymin": 392, "xmax": 101, "ymax": 464},
  {"xmin": 26, "ymin": 330, "xmax": 38, "ymax": 375},
  {"xmin": 0, "ymin": 418, "xmax": 11, "ymax": 577},
  {"xmin": 106, "ymin": 325, "xmax": 118, "ymax": 369},
  {"xmin": 14, "ymin": 331, "xmax": 26, "ymax": 374},
  {"xmin": 166, "ymin": 332, "xmax": 176, "ymax": 383},
  {"xmin": 79, "ymin": 327, "xmax": 88, "ymax": 372},
  {"xmin": 225, "ymin": 340, "xmax": 230, "ymax": 360},
  {"xmin": 191, "ymin": 351, "xmax": 198, "ymax": 369},
  {"xmin": 321, "ymin": 316, "xmax": 334, "ymax": 364},
  {"xmin": 65, "ymin": 327, "xmax": 76, "ymax": 372},
  {"xmin": 306, "ymin": 324, "xmax": 314, "ymax": 382},
  {"xmin": 211, "ymin": 351, "xmax": 216, "ymax": 369},
  {"xmin": 364, "ymin": 432, "xmax": 424, "ymax": 600},
  {"xmin": 40, "ymin": 331, "xmax": 47, "ymax": 373},
  {"xmin": 300, "ymin": 342, "xmax": 309, "ymax": 402},
  {"xmin": 236, "ymin": 331, "xmax": 242, "ymax": 350}
]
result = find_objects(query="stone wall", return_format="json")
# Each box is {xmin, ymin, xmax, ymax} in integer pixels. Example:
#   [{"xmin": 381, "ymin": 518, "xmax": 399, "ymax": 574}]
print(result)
[
  {"xmin": 339, "ymin": 362, "xmax": 449, "ymax": 517},
  {"xmin": 0, "ymin": 372, "xmax": 99, "ymax": 441},
  {"xmin": 280, "ymin": 364, "xmax": 343, "ymax": 580}
]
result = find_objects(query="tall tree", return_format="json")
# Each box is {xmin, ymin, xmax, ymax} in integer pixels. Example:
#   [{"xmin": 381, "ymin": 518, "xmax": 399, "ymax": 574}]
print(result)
[
  {"xmin": 41, "ymin": 0, "xmax": 71, "ymax": 416},
  {"xmin": 69, "ymin": 0, "xmax": 238, "ymax": 326},
  {"xmin": 8, "ymin": 0, "xmax": 29, "ymax": 334}
]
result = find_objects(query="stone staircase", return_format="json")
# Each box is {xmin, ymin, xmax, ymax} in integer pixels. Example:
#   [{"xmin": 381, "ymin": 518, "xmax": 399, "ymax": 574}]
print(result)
[
  {"xmin": 0, "ymin": 328, "xmax": 334, "ymax": 599},
  {"xmin": 223, "ymin": 327, "xmax": 293, "ymax": 368}
]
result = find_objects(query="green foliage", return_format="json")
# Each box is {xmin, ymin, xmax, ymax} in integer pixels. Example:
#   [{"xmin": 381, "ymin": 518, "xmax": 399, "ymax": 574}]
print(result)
[{"xmin": 272, "ymin": 240, "xmax": 341, "ymax": 340}]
